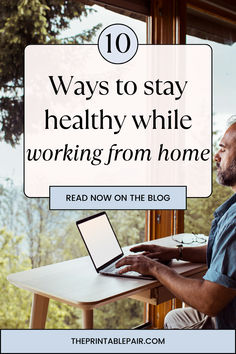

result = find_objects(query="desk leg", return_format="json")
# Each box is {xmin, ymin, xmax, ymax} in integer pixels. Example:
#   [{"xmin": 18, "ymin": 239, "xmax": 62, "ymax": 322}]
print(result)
[
  {"xmin": 30, "ymin": 294, "xmax": 49, "ymax": 329},
  {"xmin": 82, "ymin": 309, "xmax": 93, "ymax": 329}
]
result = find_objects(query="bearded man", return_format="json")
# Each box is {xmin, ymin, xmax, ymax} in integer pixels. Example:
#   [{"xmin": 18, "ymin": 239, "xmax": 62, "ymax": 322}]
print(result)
[{"xmin": 116, "ymin": 117, "xmax": 236, "ymax": 329}]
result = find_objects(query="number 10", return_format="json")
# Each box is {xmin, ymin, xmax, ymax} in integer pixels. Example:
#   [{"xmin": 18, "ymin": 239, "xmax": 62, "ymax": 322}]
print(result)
[{"xmin": 106, "ymin": 33, "xmax": 131, "ymax": 53}]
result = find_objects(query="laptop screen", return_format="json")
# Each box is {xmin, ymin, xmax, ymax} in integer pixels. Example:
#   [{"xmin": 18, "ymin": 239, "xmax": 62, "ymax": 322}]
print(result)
[{"xmin": 76, "ymin": 212, "xmax": 123, "ymax": 270}]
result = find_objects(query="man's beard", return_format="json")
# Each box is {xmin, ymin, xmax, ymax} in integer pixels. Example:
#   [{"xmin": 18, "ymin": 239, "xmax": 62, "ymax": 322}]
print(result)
[{"xmin": 216, "ymin": 159, "xmax": 236, "ymax": 186}]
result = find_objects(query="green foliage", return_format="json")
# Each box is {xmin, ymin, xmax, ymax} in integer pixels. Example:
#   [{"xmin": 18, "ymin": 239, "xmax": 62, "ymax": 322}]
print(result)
[
  {"xmin": 185, "ymin": 169, "xmax": 233, "ymax": 235},
  {"xmin": 0, "ymin": 229, "xmax": 31, "ymax": 328},
  {"xmin": 21, "ymin": 197, "xmax": 67, "ymax": 268},
  {"xmin": 0, "ymin": 228, "xmax": 84, "ymax": 329},
  {"xmin": 46, "ymin": 300, "xmax": 83, "ymax": 329},
  {"xmin": 55, "ymin": 220, "xmax": 88, "ymax": 261},
  {"xmin": 0, "ymin": 0, "xmax": 101, "ymax": 145},
  {"xmin": 94, "ymin": 299, "xmax": 144, "ymax": 329},
  {"xmin": 108, "ymin": 210, "xmax": 145, "ymax": 246}
]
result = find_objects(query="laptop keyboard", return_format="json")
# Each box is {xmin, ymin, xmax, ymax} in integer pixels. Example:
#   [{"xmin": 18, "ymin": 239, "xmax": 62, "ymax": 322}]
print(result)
[{"xmin": 104, "ymin": 263, "xmax": 141, "ymax": 277}]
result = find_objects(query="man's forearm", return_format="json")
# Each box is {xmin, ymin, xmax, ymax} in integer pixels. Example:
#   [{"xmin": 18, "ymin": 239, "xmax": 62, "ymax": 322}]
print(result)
[
  {"xmin": 150, "ymin": 262, "xmax": 210, "ymax": 314},
  {"xmin": 149, "ymin": 260, "xmax": 236, "ymax": 317}
]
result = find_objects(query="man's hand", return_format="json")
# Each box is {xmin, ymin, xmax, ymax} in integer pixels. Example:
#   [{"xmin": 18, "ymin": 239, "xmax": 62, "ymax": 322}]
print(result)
[
  {"xmin": 130, "ymin": 244, "xmax": 178, "ymax": 261},
  {"xmin": 115, "ymin": 254, "xmax": 158, "ymax": 276}
]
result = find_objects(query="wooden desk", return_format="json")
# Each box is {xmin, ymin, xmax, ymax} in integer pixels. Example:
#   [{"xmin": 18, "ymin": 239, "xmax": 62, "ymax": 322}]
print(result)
[{"xmin": 7, "ymin": 235, "xmax": 207, "ymax": 329}]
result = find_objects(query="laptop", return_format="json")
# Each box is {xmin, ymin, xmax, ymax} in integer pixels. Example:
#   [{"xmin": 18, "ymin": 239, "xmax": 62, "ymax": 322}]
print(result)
[{"xmin": 76, "ymin": 211, "xmax": 155, "ymax": 280}]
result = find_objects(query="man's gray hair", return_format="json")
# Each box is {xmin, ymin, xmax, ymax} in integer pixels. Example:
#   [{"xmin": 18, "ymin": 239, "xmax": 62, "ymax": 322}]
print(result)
[{"xmin": 226, "ymin": 115, "xmax": 236, "ymax": 128}]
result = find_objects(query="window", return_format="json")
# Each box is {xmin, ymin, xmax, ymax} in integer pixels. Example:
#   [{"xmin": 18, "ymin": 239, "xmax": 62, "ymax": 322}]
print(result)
[{"xmin": 54, "ymin": 4, "xmax": 149, "ymax": 329}]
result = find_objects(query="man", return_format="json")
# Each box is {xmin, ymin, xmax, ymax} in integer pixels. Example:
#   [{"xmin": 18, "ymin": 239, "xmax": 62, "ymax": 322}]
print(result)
[{"xmin": 116, "ymin": 118, "xmax": 236, "ymax": 329}]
